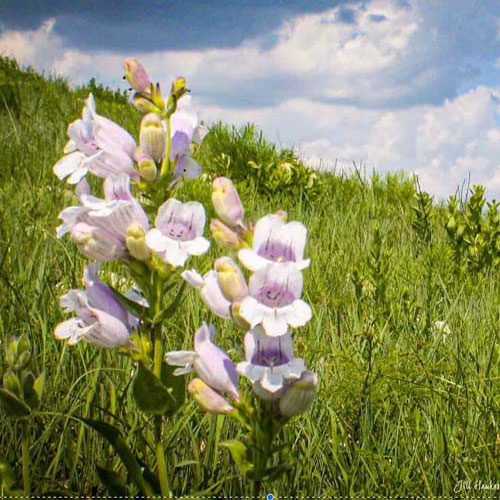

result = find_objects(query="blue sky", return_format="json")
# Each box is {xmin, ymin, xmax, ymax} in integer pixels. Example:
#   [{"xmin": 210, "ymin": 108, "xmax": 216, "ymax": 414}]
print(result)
[{"xmin": 1, "ymin": 0, "xmax": 499, "ymax": 200}]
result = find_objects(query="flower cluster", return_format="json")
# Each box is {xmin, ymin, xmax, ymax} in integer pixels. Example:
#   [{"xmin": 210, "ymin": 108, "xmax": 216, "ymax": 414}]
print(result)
[
  {"xmin": 168, "ymin": 178, "xmax": 318, "ymax": 419},
  {"xmin": 53, "ymin": 59, "xmax": 211, "ymax": 348}
]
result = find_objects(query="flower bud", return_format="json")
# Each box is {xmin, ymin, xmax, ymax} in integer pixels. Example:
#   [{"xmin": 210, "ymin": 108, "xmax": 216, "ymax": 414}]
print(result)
[
  {"xmin": 3, "ymin": 372, "xmax": 21, "ymax": 397},
  {"xmin": 188, "ymin": 378, "xmax": 233, "ymax": 415},
  {"xmin": 210, "ymin": 220, "xmax": 247, "ymax": 250},
  {"xmin": 123, "ymin": 58, "xmax": 151, "ymax": 93},
  {"xmin": 140, "ymin": 113, "xmax": 166, "ymax": 164},
  {"xmin": 230, "ymin": 301, "xmax": 251, "ymax": 331},
  {"xmin": 279, "ymin": 371, "xmax": 318, "ymax": 418},
  {"xmin": 171, "ymin": 77, "xmax": 188, "ymax": 101},
  {"xmin": 273, "ymin": 210, "xmax": 288, "ymax": 222},
  {"xmin": 133, "ymin": 94, "xmax": 162, "ymax": 114},
  {"xmin": 212, "ymin": 177, "xmax": 244, "ymax": 228},
  {"xmin": 137, "ymin": 155, "xmax": 157, "ymax": 182},
  {"xmin": 214, "ymin": 257, "xmax": 248, "ymax": 302},
  {"xmin": 126, "ymin": 223, "xmax": 151, "ymax": 261}
]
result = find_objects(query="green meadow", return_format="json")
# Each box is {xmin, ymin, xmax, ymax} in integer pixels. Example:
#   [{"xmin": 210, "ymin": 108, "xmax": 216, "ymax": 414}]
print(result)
[{"xmin": 0, "ymin": 56, "xmax": 498, "ymax": 497}]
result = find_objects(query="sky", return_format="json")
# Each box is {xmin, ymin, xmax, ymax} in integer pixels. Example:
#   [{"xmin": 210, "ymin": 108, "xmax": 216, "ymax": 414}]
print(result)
[{"xmin": 1, "ymin": 0, "xmax": 499, "ymax": 201}]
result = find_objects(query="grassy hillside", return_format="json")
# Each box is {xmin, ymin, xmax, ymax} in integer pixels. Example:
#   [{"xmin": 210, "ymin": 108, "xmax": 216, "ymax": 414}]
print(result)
[{"xmin": 0, "ymin": 56, "xmax": 498, "ymax": 497}]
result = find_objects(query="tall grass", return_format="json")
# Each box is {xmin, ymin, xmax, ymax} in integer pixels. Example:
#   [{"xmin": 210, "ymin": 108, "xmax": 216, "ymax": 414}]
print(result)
[{"xmin": 0, "ymin": 56, "xmax": 498, "ymax": 497}]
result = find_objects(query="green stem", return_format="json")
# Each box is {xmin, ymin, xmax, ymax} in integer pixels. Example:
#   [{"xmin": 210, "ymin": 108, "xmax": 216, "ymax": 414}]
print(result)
[
  {"xmin": 160, "ymin": 116, "xmax": 172, "ymax": 180},
  {"xmin": 22, "ymin": 420, "xmax": 31, "ymax": 498},
  {"xmin": 151, "ymin": 274, "xmax": 170, "ymax": 498},
  {"xmin": 155, "ymin": 415, "xmax": 170, "ymax": 498}
]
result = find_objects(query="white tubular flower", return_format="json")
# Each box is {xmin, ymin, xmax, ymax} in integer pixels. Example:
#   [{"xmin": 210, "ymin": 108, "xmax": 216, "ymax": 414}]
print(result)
[
  {"xmin": 239, "ymin": 263, "xmax": 312, "ymax": 337},
  {"xmin": 57, "ymin": 174, "xmax": 149, "ymax": 261},
  {"xmin": 236, "ymin": 326, "xmax": 306, "ymax": 400},
  {"xmin": 238, "ymin": 214, "xmax": 310, "ymax": 271},
  {"xmin": 145, "ymin": 199, "xmax": 210, "ymax": 267},
  {"xmin": 54, "ymin": 264, "xmax": 143, "ymax": 348},
  {"xmin": 53, "ymin": 93, "xmax": 139, "ymax": 183}
]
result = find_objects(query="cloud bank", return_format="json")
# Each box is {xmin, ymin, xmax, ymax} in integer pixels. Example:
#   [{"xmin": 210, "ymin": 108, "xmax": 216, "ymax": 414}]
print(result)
[{"xmin": 0, "ymin": 0, "xmax": 498, "ymax": 200}]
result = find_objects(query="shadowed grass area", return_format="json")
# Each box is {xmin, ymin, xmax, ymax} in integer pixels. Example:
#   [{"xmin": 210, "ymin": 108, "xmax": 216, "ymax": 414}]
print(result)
[{"xmin": 0, "ymin": 56, "xmax": 498, "ymax": 497}]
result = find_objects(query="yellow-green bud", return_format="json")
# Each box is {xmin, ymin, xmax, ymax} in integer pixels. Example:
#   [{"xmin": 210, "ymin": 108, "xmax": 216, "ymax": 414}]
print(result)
[
  {"xmin": 214, "ymin": 257, "xmax": 248, "ymax": 302},
  {"xmin": 279, "ymin": 371, "xmax": 318, "ymax": 418},
  {"xmin": 133, "ymin": 94, "xmax": 162, "ymax": 114},
  {"xmin": 126, "ymin": 224, "xmax": 151, "ymax": 261},
  {"xmin": 140, "ymin": 113, "xmax": 166, "ymax": 164},
  {"xmin": 188, "ymin": 378, "xmax": 234, "ymax": 415},
  {"xmin": 171, "ymin": 76, "xmax": 188, "ymax": 100},
  {"xmin": 137, "ymin": 156, "xmax": 157, "ymax": 182},
  {"xmin": 210, "ymin": 219, "xmax": 247, "ymax": 250}
]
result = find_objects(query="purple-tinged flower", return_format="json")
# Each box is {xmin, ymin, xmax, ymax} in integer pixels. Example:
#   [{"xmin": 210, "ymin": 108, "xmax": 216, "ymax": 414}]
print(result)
[
  {"xmin": 145, "ymin": 199, "xmax": 210, "ymax": 267},
  {"xmin": 238, "ymin": 214, "xmax": 310, "ymax": 271},
  {"xmin": 239, "ymin": 263, "xmax": 312, "ymax": 337},
  {"xmin": 212, "ymin": 177, "xmax": 244, "ymax": 228},
  {"xmin": 54, "ymin": 264, "xmax": 141, "ymax": 348},
  {"xmin": 237, "ymin": 326, "xmax": 306, "ymax": 400},
  {"xmin": 57, "ymin": 174, "xmax": 149, "ymax": 261},
  {"xmin": 182, "ymin": 269, "xmax": 232, "ymax": 319},
  {"xmin": 188, "ymin": 378, "xmax": 234, "ymax": 415},
  {"xmin": 279, "ymin": 371, "xmax": 318, "ymax": 418},
  {"xmin": 167, "ymin": 96, "xmax": 205, "ymax": 179},
  {"xmin": 54, "ymin": 94, "xmax": 138, "ymax": 183},
  {"xmin": 166, "ymin": 323, "xmax": 239, "ymax": 400}
]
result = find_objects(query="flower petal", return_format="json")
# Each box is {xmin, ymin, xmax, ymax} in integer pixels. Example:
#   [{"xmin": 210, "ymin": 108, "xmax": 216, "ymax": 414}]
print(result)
[
  {"xmin": 285, "ymin": 300, "xmax": 312, "ymax": 328},
  {"xmin": 237, "ymin": 249, "xmax": 270, "ymax": 272}
]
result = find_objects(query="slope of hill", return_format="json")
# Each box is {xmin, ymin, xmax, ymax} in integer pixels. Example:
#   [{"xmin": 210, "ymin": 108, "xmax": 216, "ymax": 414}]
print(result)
[{"xmin": 0, "ymin": 56, "xmax": 498, "ymax": 497}]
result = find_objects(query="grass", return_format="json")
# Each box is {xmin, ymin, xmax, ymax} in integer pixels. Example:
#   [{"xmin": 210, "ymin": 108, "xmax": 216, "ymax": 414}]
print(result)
[{"xmin": 0, "ymin": 56, "xmax": 498, "ymax": 497}]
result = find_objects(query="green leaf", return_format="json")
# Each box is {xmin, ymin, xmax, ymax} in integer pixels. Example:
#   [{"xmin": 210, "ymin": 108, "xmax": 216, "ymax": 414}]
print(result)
[
  {"xmin": 160, "ymin": 361, "xmax": 185, "ymax": 416},
  {"xmin": 0, "ymin": 460, "xmax": 16, "ymax": 492},
  {"xmin": 132, "ymin": 362, "xmax": 176, "ymax": 415},
  {"xmin": 109, "ymin": 286, "xmax": 149, "ymax": 321},
  {"xmin": 220, "ymin": 439, "xmax": 253, "ymax": 475},
  {"xmin": 22, "ymin": 371, "xmax": 40, "ymax": 410},
  {"xmin": 0, "ymin": 388, "xmax": 31, "ymax": 417},
  {"xmin": 34, "ymin": 371, "xmax": 45, "ymax": 399},
  {"xmin": 79, "ymin": 418, "xmax": 150, "ymax": 495},
  {"xmin": 96, "ymin": 464, "xmax": 129, "ymax": 496},
  {"xmin": 151, "ymin": 281, "xmax": 187, "ymax": 325}
]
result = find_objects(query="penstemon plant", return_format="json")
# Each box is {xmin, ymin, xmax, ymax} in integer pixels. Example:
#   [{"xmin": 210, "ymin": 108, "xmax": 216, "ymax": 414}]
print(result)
[{"xmin": 51, "ymin": 58, "xmax": 317, "ymax": 497}]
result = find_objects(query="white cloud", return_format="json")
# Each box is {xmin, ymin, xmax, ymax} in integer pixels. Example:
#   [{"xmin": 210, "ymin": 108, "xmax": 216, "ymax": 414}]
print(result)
[{"xmin": 0, "ymin": 1, "xmax": 498, "ymax": 200}]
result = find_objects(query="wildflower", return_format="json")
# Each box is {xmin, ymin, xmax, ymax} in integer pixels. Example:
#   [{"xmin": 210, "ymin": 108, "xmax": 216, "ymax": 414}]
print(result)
[
  {"xmin": 212, "ymin": 177, "xmax": 244, "ymax": 228},
  {"xmin": 57, "ymin": 174, "xmax": 149, "ymax": 261},
  {"xmin": 182, "ymin": 269, "xmax": 232, "ymax": 319},
  {"xmin": 54, "ymin": 264, "xmax": 140, "ymax": 348},
  {"xmin": 168, "ymin": 96, "xmax": 205, "ymax": 179},
  {"xmin": 145, "ymin": 199, "xmax": 210, "ymax": 267},
  {"xmin": 54, "ymin": 94, "xmax": 138, "ymax": 183},
  {"xmin": 238, "ymin": 214, "xmax": 310, "ymax": 271},
  {"xmin": 279, "ymin": 371, "xmax": 318, "ymax": 418},
  {"xmin": 239, "ymin": 263, "xmax": 312, "ymax": 337},
  {"xmin": 237, "ymin": 326, "xmax": 306, "ymax": 400},
  {"xmin": 166, "ymin": 323, "xmax": 239, "ymax": 400}
]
